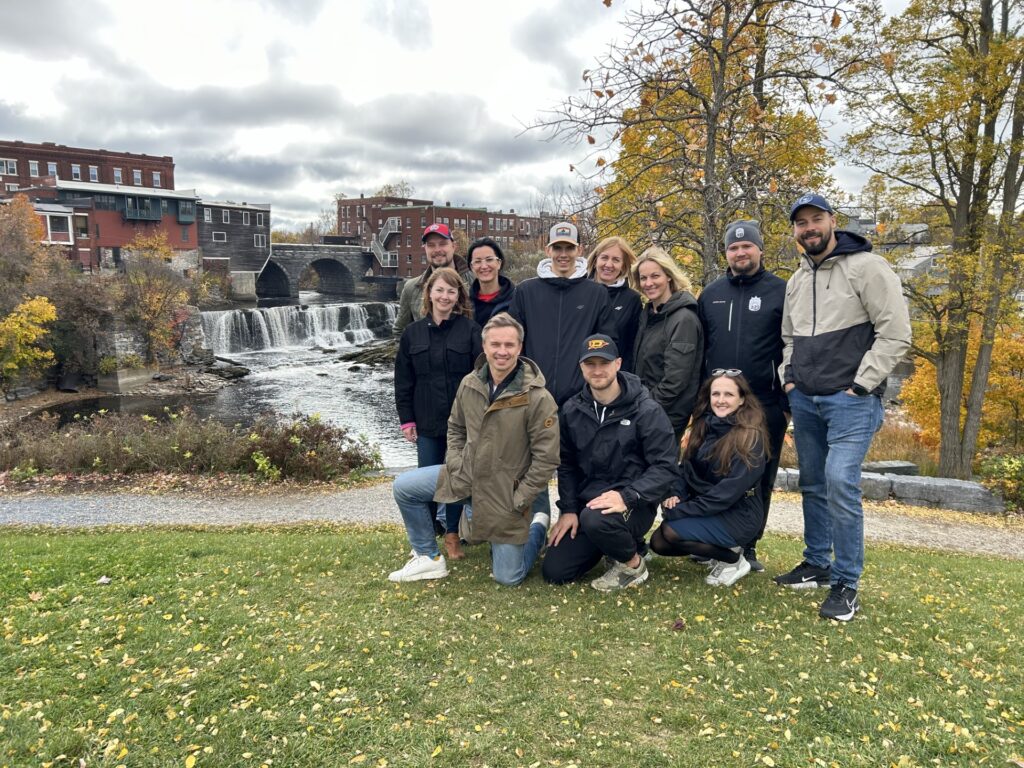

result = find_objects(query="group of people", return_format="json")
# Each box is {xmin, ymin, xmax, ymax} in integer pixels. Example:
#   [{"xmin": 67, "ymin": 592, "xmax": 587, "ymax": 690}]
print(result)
[{"xmin": 388, "ymin": 191, "xmax": 911, "ymax": 622}]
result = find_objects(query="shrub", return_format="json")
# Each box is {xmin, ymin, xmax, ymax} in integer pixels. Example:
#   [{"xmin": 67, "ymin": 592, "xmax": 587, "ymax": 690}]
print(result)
[
  {"xmin": 0, "ymin": 409, "xmax": 381, "ymax": 482},
  {"xmin": 97, "ymin": 355, "xmax": 118, "ymax": 375},
  {"xmin": 977, "ymin": 453, "xmax": 1024, "ymax": 513}
]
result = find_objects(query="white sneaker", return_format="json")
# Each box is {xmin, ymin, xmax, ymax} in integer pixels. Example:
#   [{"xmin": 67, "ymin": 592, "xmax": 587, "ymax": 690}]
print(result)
[
  {"xmin": 388, "ymin": 553, "xmax": 448, "ymax": 583},
  {"xmin": 705, "ymin": 555, "xmax": 750, "ymax": 587}
]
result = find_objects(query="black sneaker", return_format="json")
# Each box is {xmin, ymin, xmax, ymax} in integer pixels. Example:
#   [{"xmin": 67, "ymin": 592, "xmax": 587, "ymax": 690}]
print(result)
[
  {"xmin": 773, "ymin": 561, "xmax": 830, "ymax": 589},
  {"xmin": 819, "ymin": 584, "xmax": 859, "ymax": 621},
  {"xmin": 744, "ymin": 547, "xmax": 765, "ymax": 573}
]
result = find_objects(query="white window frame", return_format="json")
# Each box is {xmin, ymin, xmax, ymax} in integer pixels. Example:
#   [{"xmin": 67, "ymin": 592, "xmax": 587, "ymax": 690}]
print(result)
[
  {"xmin": 71, "ymin": 164, "xmax": 81, "ymax": 180},
  {"xmin": 256, "ymin": 212, "xmax": 264, "ymax": 226},
  {"xmin": 29, "ymin": 160, "xmax": 39, "ymax": 177},
  {"xmin": 89, "ymin": 165, "xmax": 98, "ymax": 182},
  {"xmin": 242, "ymin": 211, "xmax": 250, "ymax": 225},
  {"xmin": 113, "ymin": 167, "xmax": 123, "ymax": 184},
  {"xmin": 203, "ymin": 208, "xmax": 212, "ymax": 223},
  {"xmin": 47, "ymin": 162, "xmax": 57, "ymax": 177},
  {"xmin": 1, "ymin": 158, "xmax": 16, "ymax": 174},
  {"xmin": 212, "ymin": 231, "xmax": 227, "ymax": 242},
  {"xmin": 152, "ymin": 171, "xmax": 161, "ymax": 188},
  {"xmin": 222, "ymin": 210, "xmax": 230, "ymax": 224},
  {"xmin": 5, "ymin": 183, "xmax": 18, "ymax": 192},
  {"xmin": 254, "ymin": 233, "xmax": 267, "ymax": 248},
  {"xmin": 132, "ymin": 169, "xmax": 142, "ymax": 185}
]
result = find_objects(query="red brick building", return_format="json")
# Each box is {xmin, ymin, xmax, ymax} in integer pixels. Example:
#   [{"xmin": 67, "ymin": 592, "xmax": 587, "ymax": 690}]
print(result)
[
  {"xmin": 336, "ymin": 194, "xmax": 549, "ymax": 277},
  {"xmin": 0, "ymin": 140, "xmax": 175, "ymax": 192}
]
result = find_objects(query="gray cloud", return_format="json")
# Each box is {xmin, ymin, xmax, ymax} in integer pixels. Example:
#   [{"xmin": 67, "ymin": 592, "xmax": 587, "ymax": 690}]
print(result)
[
  {"xmin": 511, "ymin": 0, "xmax": 606, "ymax": 90},
  {"xmin": 365, "ymin": 0, "xmax": 432, "ymax": 50}
]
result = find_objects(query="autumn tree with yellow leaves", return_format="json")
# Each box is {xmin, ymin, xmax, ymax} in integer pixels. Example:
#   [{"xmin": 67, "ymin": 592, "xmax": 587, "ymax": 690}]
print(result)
[{"xmin": 119, "ymin": 232, "xmax": 189, "ymax": 365}]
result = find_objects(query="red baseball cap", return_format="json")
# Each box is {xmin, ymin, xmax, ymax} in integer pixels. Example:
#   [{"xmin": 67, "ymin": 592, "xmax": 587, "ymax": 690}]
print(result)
[{"xmin": 422, "ymin": 223, "xmax": 453, "ymax": 242}]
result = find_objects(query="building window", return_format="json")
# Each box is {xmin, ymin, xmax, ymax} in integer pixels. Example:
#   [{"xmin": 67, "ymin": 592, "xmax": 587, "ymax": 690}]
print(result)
[
  {"xmin": 161, "ymin": 199, "xmax": 169, "ymax": 215},
  {"xmin": 94, "ymin": 194, "xmax": 117, "ymax": 211},
  {"xmin": 89, "ymin": 165, "xmax": 98, "ymax": 182},
  {"xmin": 47, "ymin": 162, "xmax": 57, "ymax": 177},
  {"xmin": 406, "ymin": 254, "xmax": 412, "ymax": 264},
  {"xmin": 420, "ymin": 254, "xmax": 426, "ymax": 264},
  {"xmin": 406, "ymin": 235, "xmax": 412, "ymax": 247},
  {"xmin": 6, "ymin": 183, "xmax": 19, "ymax": 192},
  {"xmin": 1, "ymin": 158, "xmax": 16, "ymax": 174},
  {"xmin": 420, "ymin": 216, "xmax": 426, "ymax": 227},
  {"xmin": 212, "ymin": 231, "xmax": 227, "ymax": 242},
  {"xmin": 256, "ymin": 213, "xmax": 264, "ymax": 226},
  {"xmin": 133, "ymin": 169, "xmax": 142, "ymax": 185},
  {"xmin": 203, "ymin": 208, "xmax": 212, "ymax": 223},
  {"xmin": 182, "ymin": 227, "xmax": 189, "ymax": 242},
  {"xmin": 222, "ymin": 210, "xmax": 230, "ymax": 224},
  {"xmin": 71, "ymin": 164, "xmax": 81, "ymax": 180},
  {"xmin": 488, "ymin": 217, "xmax": 494, "ymax": 229},
  {"xmin": 405, "ymin": 217, "xmax": 410, "ymax": 227},
  {"xmin": 29, "ymin": 161, "xmax": 39, "ymax": 177},
  {"xmin": 113, "ymin": 167, "xmax": 123, "ymax": 184},
  {"xmin": 242, "ymin": 211, "xmax": 250, "ymax": 225},
  {"xmin": 254, "ymin": 233, "xmax": 267, "ymax": 248},
  {"xmin": 152, "ymin": 171, "xmax": 161, "ymax": 188}
]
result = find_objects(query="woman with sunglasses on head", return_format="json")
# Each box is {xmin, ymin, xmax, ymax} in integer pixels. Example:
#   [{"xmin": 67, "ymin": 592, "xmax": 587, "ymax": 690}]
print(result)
[
  {"xmin": 649, "ymin": 369, "xmax": 769, "ymax": 587},
  {"xmin": 586, "ymin": 236, "xmax": 643, "ymax": 372},
  {"xmin": 467, "ymin": 237, "xmax": 516, "ymax": 327},
  {"xmin": 394, "ymin": 267, "xmax": 483, "ymax": 561},
  {"xmin": 631, "ymin": 246, "xmax": 704, "ymax": 444}
]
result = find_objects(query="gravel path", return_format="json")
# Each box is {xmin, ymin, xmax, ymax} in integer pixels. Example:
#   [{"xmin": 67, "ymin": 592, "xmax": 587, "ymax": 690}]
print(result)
[{"xmin": 2, "ymin": 479, "xmax": 1022, "ymax": 560}]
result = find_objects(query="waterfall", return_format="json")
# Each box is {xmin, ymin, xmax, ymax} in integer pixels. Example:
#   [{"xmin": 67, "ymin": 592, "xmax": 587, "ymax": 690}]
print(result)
[{"xmin": 201, "ymin": 302, "xmax": 397, "ymax": 354}]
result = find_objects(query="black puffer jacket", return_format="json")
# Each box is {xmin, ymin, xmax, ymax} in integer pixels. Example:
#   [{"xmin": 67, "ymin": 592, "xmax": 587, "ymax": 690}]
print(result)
[
  {"xmin": 557, "ymin": 372, "xmax": 679, "ymax": 516},
  {"xmin": 471, "ymin": 274, "xmax": 516, "ymax": 327},
  {"xmin": 394, "ymin": 314, "xmax": 483, "ymax": 438},
  {"xmin": 509, "ymin": 258, "xmax": 615, "ymax": 405},
  {"xmin": 603, "ymin": 280, "xmax": 643, "ymax": 374},
  {"xmin": 633, "ymin": 290, "xmax": 703, "ymax": 440},
  {"xmin": 698, "ymin": 267, "xmax": 788, "ymax": 409},
  {"xmin": 663, "ymin": 413, "xmax": 765, "ymax": 545}
]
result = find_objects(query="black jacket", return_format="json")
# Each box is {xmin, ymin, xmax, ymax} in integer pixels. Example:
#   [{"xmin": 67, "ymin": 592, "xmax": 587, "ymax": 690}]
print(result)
[
  {"xmin": 557, "ymin": 371, "xmax": 679, "ymax": 516},
  {"xmin": 509, "ymin": 258, "xmax": 616, "ymax": 405},
  {"xmin": 604, "ymin": 281, "xmax": 643, "ymax": 374},
  {"xmin": 633, "ymin": 290, "xmax": 703, "ymax": 439},
  {"xmin": 663, "ymin": 413, "xmax": 765, "ymax": 545},
  {"xmin": 394, "ymin": 314, "xmax": 483, "ymax": 438},
  {"xmin": 471, "ymin": 274, "xmax": 516, "ymax": 327},
  {"xmin": 698, "ymin": 267, "xmax": 788, "ymax": 410}
]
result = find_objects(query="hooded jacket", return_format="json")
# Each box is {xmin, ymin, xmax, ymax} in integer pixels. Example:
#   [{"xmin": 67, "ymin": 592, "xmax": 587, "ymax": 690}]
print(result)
[
  {"xmin": 434, "ymin": 356, "xmax": 560, "ymax": 545},
  {"xmin": 780, "ymin": 231, "xmax": 911, "ymax": 396},
  {"xmin": 632, "ymin": 290, "xmax": 704, "ymax": 439},
  {"xmin": 394, "ymin": 313, "xmax": 483, "ymax": 438},
  {"xmin": 663, "ymin": 413, "xmax": 765, "ymax": 545},
  {"xmin": 508, "ymin": 257, "xmax": 616, "ymax": 405},
  {"xmin": 471, "ymin": 274, "xmax": 516, "ymax": 327},
  {"xmin": 557, "ymin": 371, "xmax": 679, "ymax": 517},
  {"xmin": 601, "ymin": 279, "xmax": 643, "ymax": 374},
  {"xmin": 698, "ymin": 266, "xmax": 788, "ymax": 409}
]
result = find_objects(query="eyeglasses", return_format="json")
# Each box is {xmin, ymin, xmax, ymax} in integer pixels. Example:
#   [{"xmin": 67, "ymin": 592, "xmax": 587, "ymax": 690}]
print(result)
[
  {"xmin": 710, "ymin": 368, "xmax": 743, "ymax": 377},
  {"xmin": 471, "ymin": 257, "xmax": 500, "ymax": 266}
]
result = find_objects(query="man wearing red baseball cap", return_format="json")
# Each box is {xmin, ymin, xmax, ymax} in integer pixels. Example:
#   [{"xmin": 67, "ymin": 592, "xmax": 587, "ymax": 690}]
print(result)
[{"xmin": 392, "ymin": 222, "xmax": 472, "ymax": 335}]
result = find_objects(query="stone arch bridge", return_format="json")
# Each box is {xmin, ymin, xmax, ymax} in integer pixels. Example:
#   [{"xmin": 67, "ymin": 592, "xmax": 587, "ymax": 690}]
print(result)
[{"xmin": 256, "ymin": 244, "xmax": 395, "ymax": 300}]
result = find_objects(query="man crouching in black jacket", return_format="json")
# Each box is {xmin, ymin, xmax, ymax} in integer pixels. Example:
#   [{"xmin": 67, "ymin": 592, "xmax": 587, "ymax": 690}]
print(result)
[{"xmin": 543, "ymin": 334, "xmax": 679, "ymax": 591}]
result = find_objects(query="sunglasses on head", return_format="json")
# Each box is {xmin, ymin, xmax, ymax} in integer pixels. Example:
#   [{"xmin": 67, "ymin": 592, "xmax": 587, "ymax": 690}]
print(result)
[{"xmin": 710, "ymin": 368, "xmax": 743, "ymax": 377}]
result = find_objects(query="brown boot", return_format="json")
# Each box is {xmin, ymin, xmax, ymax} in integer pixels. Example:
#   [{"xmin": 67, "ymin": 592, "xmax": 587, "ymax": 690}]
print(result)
[{"xmin": 444, "ymin": 532, "xmax": 465, "ymax": 560}]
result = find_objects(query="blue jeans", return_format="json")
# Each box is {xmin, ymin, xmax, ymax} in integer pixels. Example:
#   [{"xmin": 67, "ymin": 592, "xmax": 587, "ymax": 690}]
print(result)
[
  {"xmin": 416, "ymin": 434, "xmax": 463, "ymax": 533},
  {"xmin": 392, "ymin": 464, "xmax": 546, "ymax": 585},
  {"xmin": 788, "ymin": 388, "xmax": 883, "ymax": 589}
]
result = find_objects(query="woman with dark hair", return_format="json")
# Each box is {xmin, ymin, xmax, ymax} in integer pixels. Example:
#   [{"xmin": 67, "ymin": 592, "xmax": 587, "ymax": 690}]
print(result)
[
  {"xmin": 394, "ymin": 267, "xmax": 483, "ymax": 560},
  {"xmin": 467, "ymin": 237, "xmax": 516, "ymax": 326},
  {"xmin": 649, "ymin": 369, "xmax": 769, "ymax": 587},
  {"xmin": 631, "ymin": 246, "xmax": 703, "ymax": 444},
  {"xmin": 586, "ymin": 236, "xmax": 642, "ymax": 372}
]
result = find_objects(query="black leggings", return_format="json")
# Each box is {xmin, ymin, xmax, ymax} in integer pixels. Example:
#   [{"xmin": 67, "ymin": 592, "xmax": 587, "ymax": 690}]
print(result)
[{"xmin": 649, "ymin": 522, "xmax": 740, "ymax": 564}]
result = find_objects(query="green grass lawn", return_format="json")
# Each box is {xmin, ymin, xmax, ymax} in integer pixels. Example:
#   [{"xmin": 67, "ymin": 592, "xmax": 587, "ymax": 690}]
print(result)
[{"xmin": 1, "ymin": 525, "xmax": 1021, "ymax": 768}]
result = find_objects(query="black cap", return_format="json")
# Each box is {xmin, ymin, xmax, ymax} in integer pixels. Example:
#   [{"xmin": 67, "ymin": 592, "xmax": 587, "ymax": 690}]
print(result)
[
  {"xmin": 789, "ymin": 193, "xmax": 834, "ymax": 222},
  {"xmin": 579, "ymin": 334, "xmax": 619, "ymax": 363}
]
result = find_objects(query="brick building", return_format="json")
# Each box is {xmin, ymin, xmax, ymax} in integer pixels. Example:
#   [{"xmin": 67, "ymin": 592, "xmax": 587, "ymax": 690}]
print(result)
[
  {"xmin": 336, "ymin": 194, "xmax": 549, "ymax": 278},
  {"xmin": 0, "ymin": 139, "xmax": 175, "ymax": 192}
]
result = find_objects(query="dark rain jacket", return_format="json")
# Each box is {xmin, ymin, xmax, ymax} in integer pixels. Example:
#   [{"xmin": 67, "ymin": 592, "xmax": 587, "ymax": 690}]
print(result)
[
  {"xmin": 663, "ymin": 413, "xmax": 766, "ymax": 545},
  {"xmin": 557, "ymin": 371, "xmax": 679, "ymax": 517},
  {"xmin": 508, "ymin": 257, "xmax": 616, "ymax": 405},
  {"xmin": 470, "ymin": 274, "xmax": 516, "ymax": 327},
  {"xmin": 434, "ymin": 356, "xmax": 560, "ymax": 545},
  {"xmin": 632, "ymin": 290, "xmax": 704, "ymax": 440},
  {"xmin": 392, "ymin": 264, "xmax": 475, "ymax": 336},
  {"xmin": 603, "ymin": 280, "xmax": 643, "ymax": 374},
  {"xmin": 394, "ymin": 314, "xmax": 483, "ymax": 438},
  {"xmin": 698, "ymin": 267, "xmax": 788, "ymax": 410},
  {"xmin": 780, "ymin": 231, "xmax": 911, "ymax": 396}
]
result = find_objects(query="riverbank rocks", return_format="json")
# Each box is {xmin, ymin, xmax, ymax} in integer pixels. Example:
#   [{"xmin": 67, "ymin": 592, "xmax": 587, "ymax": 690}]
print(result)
[
  {"xmin": 205, "ymin": 365, "xmax": 250, "ymax": 380},
  {"xmin": 773, "ymin": 468, "xmax": 1004, "ymax": 513},
  {"xmin": 338, "ymin": 339, "xmax": 398, "ymax": 366}
]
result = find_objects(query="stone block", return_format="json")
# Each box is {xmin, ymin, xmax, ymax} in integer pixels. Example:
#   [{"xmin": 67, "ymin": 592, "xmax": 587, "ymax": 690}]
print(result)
[
  {"xmin": 774, "ymin": 467, "xmax": 800, "ymax": 492},
  {"xmin": 96, "ymin": 367, "xmax": 159, "ymax": 393},
  {"xmin": 888, "ymin": 474, "xmax": 1004, "ymax": 514},
  {"xmin": 863, "ymin": 460, "xmax": 919, "ymax": 475},
  {"xmin": 860, "ymin": 472, "xmax": 893, "ymax": 500}
]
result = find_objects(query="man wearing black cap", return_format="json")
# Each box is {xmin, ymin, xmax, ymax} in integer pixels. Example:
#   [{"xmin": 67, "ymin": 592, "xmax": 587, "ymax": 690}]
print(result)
[
  {"xmin": 775, "ymin": 193, "xmax": 911, "ymax": 622},
  {"xmin": 697, "ymin": 219, "xmax": 788, "ymax": 573},
  {"xmin": 542, "ymin": 334, "xmax": 678, "ymax": 591},
  {"xmin": 392, "ymin": 223, "xmax": 472, "ymax": 335}
]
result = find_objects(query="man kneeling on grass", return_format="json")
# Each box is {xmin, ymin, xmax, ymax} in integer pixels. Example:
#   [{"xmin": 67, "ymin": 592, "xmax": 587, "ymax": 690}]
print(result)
[
  {"xmin": 542, "ymin": 335, "xmax": 678, "ymax": 591},
  {"xmin": 389, "ymin": 312, "xmax": 559, "ymax": 585}
]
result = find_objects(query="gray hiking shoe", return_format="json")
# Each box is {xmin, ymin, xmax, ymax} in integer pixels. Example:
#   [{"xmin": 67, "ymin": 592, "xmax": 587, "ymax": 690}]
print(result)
[{"xmin": 591, "ymin": 558, "xmax": 649, "ymax": 592}]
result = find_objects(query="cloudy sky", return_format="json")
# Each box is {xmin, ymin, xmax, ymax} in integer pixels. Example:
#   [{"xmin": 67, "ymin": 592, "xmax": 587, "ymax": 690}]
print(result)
[{"xmin": 1, "ymin": 1, "xmax": 894, "ymax": 231}]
